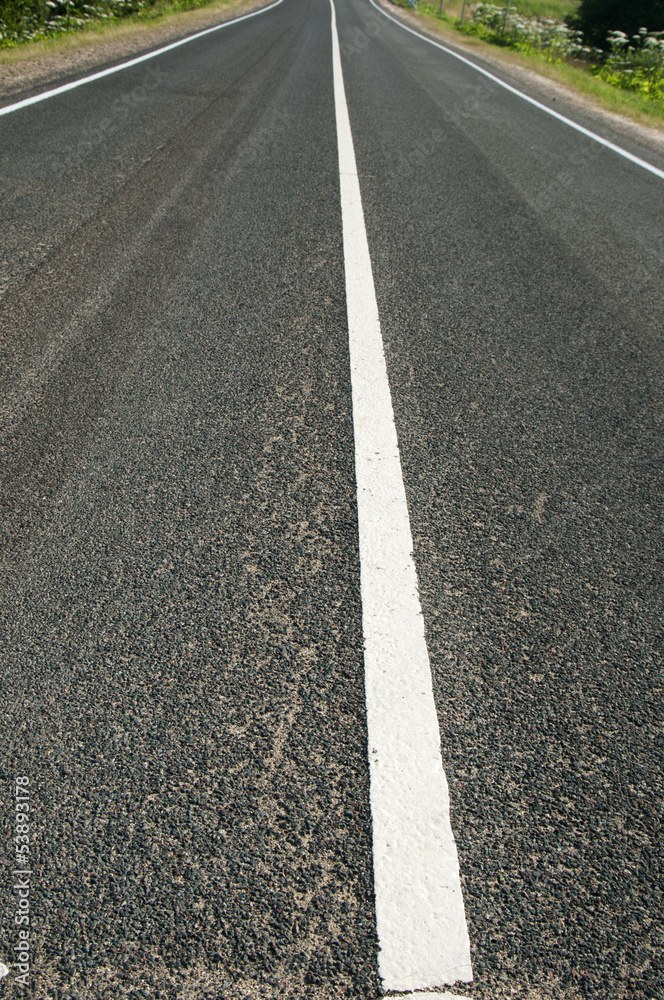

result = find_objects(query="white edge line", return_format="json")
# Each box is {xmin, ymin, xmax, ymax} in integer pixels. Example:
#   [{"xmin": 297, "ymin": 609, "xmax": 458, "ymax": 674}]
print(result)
[
  {"xmin": 0, "ymin": 0, "xmax": 284, "ymax": 116},
  {"xmin": 367, "ymin": 0, "xmax": 664, "ymax": 182}
]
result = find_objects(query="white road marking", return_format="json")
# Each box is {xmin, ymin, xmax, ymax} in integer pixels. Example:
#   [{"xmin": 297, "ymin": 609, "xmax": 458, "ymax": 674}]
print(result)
[
  {"xmin": 0, "ymin": 0, "xmax": 284, "ymax": 117},
  {"xmin": 393, "ymin": 993, "xmax": 471, "ymax": 999},
  {"xmin": 330, "ymin": 0, "xmax": 473, "ymax": 992},
  {"xmin": 367, "ymin": 0, "xmax": 664, "ymax": 183}
]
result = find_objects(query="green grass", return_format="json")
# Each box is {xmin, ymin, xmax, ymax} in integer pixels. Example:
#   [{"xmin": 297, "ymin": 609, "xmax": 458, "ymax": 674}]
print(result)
[
  {"xmin": 544, "ymin": 55, "xmax": 664, "ymax": 119},
  {"xmin": 433, "ymin": 0, "xmax": 577, "ymax": 22},
  {"xmin": 509, "ymin": 0, "xmax": 578, "ymax": 21},
  {"xmin": 0, "ymin": 0, "xmax": 239, "ymax": 49},
  {"xmin": 416, "ymin": 1, "xmax": 576, "ymax": 38},
  {"xmin": 0, "ymin": 0, "xmax": 247, "ymax": 62}
]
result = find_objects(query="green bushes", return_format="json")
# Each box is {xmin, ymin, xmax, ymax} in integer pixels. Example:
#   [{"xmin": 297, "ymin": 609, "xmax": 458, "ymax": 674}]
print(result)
[
  {"xmin": 595, "ymin": 26, "xmax": 664, "ymax": 98},
  {"xmin": 0, "ymin": 0, "xmax": 152, "ymax": 45},
  {"xmin": 465, "ymin": 2, "xmax": 595, "ymax": 58},
  {"xmin": 568, "ymin": 0, "xmax": 664, "ymax": 50},
  {"xmin": 463, "ymin": 2, "xmax": 664, "ymax": 100}
]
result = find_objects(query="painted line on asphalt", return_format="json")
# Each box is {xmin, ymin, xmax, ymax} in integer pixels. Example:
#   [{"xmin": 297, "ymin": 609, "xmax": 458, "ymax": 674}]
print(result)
[
  {"xmin": 393, "ymin": 993, "xmax": 471, "ymax": 999},
  {"xmin": 330, "ymin": 0, "xmax": 473, "ymax": 992},
  {"xmin": 0, "ymin": 0, "xmax": 284, "ymax": 117},
  {"xmin": 367, "ymin": 0, "xmax": 664, "ymax": 182}
]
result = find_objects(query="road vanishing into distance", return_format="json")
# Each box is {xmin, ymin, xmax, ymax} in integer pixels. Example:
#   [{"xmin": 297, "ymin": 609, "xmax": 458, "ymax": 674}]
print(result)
[{"xmin": 1, "ymin": 0, "xmax": 663, "ymax": 997}]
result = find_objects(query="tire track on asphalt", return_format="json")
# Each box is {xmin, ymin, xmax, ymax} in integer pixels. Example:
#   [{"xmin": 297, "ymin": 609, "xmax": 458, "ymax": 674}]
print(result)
[
  {"xmin": 0, "ymin": 0, "xmax": 284, "ymax": 117},
  {"xmin": 0, "ymin": 17, "xmax": 305, "ymax": 568}
]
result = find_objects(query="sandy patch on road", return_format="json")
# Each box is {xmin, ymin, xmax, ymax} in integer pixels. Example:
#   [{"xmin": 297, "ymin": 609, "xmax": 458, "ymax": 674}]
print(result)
[{"xmin": 0, "ymin": 0, "xmax": 274, "ymax": 102}]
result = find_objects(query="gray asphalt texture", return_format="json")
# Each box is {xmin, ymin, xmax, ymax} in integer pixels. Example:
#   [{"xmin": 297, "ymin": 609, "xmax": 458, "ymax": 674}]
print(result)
[{"xmin": 0, "ymin": 0, "xmax": 663, "ymax": 998}]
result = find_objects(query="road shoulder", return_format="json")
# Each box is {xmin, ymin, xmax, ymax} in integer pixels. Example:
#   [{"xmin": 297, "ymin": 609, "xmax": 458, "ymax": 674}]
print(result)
[
  {"xmin": 0, "ymin": 0, "xmax": 275, "ymax": 102},
  {"xmin": 373, "ymin": 0, "xmax": 664, "ymax": 159}
]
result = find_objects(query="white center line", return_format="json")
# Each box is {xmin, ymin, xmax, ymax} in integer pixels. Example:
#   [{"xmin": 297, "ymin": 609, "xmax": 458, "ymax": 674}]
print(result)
[
  {"xmin": 329, "ymin": 0, "xmax": 473, "ymax": 992},
  {"xmin": 393, "ymin": 994, "xmax": 471, "ymax": 999}
]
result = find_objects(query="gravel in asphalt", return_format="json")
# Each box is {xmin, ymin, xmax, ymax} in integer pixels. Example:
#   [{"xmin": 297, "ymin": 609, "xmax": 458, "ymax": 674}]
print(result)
[{"xmin": 1, "ymin": 0, "xmax": 663, "ymax": 997}]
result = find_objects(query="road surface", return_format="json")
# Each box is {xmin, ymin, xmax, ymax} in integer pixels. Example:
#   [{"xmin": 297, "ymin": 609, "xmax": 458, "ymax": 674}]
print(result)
[{"xmin": 0, "ymin": 0, "xmax": 662, "ymax": 997}]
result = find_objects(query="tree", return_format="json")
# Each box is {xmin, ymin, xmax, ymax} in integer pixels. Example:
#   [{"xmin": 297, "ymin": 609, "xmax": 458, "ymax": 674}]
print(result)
[{"xmin": 568, "ymin": 0, "xmax": 664, "ymax": 48}]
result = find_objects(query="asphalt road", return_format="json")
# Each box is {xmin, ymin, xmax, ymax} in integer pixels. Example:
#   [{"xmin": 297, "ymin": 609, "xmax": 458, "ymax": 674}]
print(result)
[{"xmin": 0, "ymin": 0, "xmax": 663, "ymax": 998}]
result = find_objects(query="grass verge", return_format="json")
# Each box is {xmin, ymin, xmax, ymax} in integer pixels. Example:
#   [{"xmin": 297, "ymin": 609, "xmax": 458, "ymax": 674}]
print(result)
[
  {"xmin": 0, "ymin": 0, "xmax": 255, "ymax": 64},
  {"xmin": 507, "ymin": 0, "xmax": 577, "ymax": 17}
]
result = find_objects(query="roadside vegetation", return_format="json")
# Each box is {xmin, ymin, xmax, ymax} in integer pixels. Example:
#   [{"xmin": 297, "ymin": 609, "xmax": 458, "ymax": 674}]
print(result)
[
  {"xmin": 399, "ymin": 0, "xmax": 664, "ymax": 123},
  {"xmin": 2, "ymin": 0, "xmax": 664, "ymax": 127},
  {"xmin": 0, "ymin": 0, "xmax": 224, "ymax": 47}
]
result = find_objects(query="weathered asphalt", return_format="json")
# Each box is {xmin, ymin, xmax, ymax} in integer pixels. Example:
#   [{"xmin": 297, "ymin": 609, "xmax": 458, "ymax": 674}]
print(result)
[
  {"xmin": 0, "ymin": 0, "xmax": 662, "ymax": 997},
  {"xmin": 338, "ymin": 2, "xmax": 664, "ymax": 996}
]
